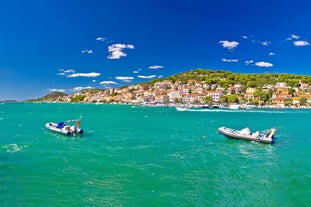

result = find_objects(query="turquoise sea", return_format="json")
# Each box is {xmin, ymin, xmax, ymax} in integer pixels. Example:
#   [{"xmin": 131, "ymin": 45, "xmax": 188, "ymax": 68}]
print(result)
[{"xmin": 1, "ymin": 102, "xmax": 310, "ymax": 206}]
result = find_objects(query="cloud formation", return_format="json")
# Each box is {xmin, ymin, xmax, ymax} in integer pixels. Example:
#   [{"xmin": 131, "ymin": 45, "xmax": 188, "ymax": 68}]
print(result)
[
  {"xmin": 286, "ymin": 34, "xmax": 300, "ymax": 41},
  {"xmin": 260, "ymin": 41, "xmax": 271, "ymax": 46},
  {"xmin": 115, "ymin": 76, "xmax": 134, "ymax": 82},
  {"xmin": 221, "ymin": 58, "xmax": 238, "ymax": 62},
  {"xmin": 219, "ymin": 40, "xmax": 239, "ymax": 50},
  {"xmin": 73, "ymin": 86, "xmax": 92, "ymax": 92},
  {"xmin": 245, "ymin": 60, "xmax": 254, "ymax": 65},
  {"xmin": 100, "ymin": 81, "xmax": 117, "ymax": 85},
  {"xmin": 57, "ymin": 69, "xmax": 101, "ymax": 78},
  {"xmin": 68, "ymin": 72, "xmax": 101, "ymax": 78},
  {"xmin": 137, "ymin": 75, "xmax": 157, "ymax": 79},
  {"xmin": 57, "ymin": 69, "xmax": 76, "ymax": 76},
  {"xmin": 108, "ymin": 44, "xmax": 134, "ymax": 59},
  {"xmin": 50, "ymin": 88, "xmax": 66, "ymax": 93},
  {"xmin": 242, "ymin": 35, "xmax": 271, "ymax": 46},
  {"xmin": 81, "ymin": 49, "xmax": 93, "ymax": 54},
  {"xmin": 149, "ymin": 65, "xmax": 163, "ymax": 69},
  {"xmin": 293, "ymin": 40, "xmax": 309, "ymax": 47},
  {"xmin": 286, "ymin": 34, "xmax": 309, "ymax": 47},
  {"xmin": 255, "ymin": 61, "xmax": 273, "ymax": 67},
  {"xmin": 96, "ymin": 37, "xmax": 107, "ymax": 41}
]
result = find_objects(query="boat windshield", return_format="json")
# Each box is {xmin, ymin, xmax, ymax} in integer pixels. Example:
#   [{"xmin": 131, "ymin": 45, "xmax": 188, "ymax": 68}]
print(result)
[
  {"xmin": 56, "ymin": 122, "xmax": 65, "ymax": 129},
  {"xmin": 240, "ymin": 128, "xmax": 251, "ymax": 135}
]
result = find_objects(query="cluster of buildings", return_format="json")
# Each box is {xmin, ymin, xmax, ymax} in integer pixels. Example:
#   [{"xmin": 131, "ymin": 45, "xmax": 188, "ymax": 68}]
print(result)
[{"xmin": 58, "ymin": 79, "xmax": 311, "ymax": 107}]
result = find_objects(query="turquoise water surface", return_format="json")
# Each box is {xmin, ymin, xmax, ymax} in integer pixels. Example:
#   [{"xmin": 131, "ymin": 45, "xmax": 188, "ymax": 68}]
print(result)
[{"xmin": 1, "ymin": 102, "xmax": 310, "ymax": 206}]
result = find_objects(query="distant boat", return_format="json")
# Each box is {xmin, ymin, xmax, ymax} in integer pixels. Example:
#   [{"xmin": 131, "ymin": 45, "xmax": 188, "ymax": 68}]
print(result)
[
  {"xmin": 229, "ymin": 104, "xmax": 240, "ymax": 110},
  {"xmin": 241, "ymin": 104, "xmax": 257, "ymax": 109},
  {"xmin": 45, "ymin": 118, "xmax": 84, "ymax": 136},
  {"xmin": 218, "ymin": 127, "xmax": 277, "ymax": 144}
]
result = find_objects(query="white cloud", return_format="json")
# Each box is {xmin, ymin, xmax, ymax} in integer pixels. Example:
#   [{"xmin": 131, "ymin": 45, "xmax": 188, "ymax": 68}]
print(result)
[
  {"xmin": 96, "ymin": 37, "xmax": 106, "ymax": 41},
  {"xmin": 50, "ymin": 88, "xmax": 66, "ymax": 93},
  {"xmin": 73, "ymin": 86, "xmax": 92, "ymax": 92},
  {"xmin": 245, "ymin": 60, "xmax": 254, "ymax": 65},
  {"xmin": 67, "ymin": 72, "xmax": 101, "ymax": 78},
  {"xmin": 57, "ymin": 69, "xmax": 101, "ymax": 78},
  {"xmin": 81, "ymin": 49, "xmax": 93, "ymax": 54},
  {"xmin": 107, "ymin": 44, "xmax": 134, "ymax": 59},
  {"xmin": 100, "ymin": 81, "xmax": 117, "ymax": 85},
  {"xmin": 57, "ymin": 69, "xmax": 76, "ymax": 76},
  {"xmin": 137, "ymin": 75, "xmax": 157, "ymax": 79},
  {"xmin": 261, "ymin": 41, "xmax": 271, "ymax": 46},
  {"xmin": 92, "ymin": 80, "xmax": 96, "ymax": 83},
  {"xmin": 108, "ymin": 50, "xmax": 126, "ymax": 59},
  {"xmin": 293, "ymin": 40, "xmax": 309, "ymax": 47},
  {"xmin": 133, "ymin": 68, "xmax": 141, "ymax": 73},
  {"xmin": 115, "ymin": 76, "xmax": 134, "ymax": 82},
  {"xmin": 242, "ymin": 35, "xmax": 271, "ymax": 46},
  {"xmin": 63, "ymin": 69, "xmax": 75, "ymax": 73},
  {"xmin": 269, "ymin": 52, "xmax": 276, "ymax": 56},
  {"xmin": 219, "ymin": 40, "xmax": 239, "ymax": 50},
  {"xmin": 255, "ymin": 61, "xmax": 273, "ymax": 67},
  {"xmin": 148, "ymin": 65, "xmax": 164, "ymax": 69},
  {"xmin": 287, "ymin": 34, "xmax": 300, "ymax": 41},
  {"xmin": 221, "ymin": 58, "xmax": 239, "ymax": 62}
]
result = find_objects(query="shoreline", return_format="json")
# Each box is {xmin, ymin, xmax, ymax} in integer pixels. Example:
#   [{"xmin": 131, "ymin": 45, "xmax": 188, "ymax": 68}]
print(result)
[{"xmin": 9, "ymin": 101, "xmax": 311, "ymax": 110}]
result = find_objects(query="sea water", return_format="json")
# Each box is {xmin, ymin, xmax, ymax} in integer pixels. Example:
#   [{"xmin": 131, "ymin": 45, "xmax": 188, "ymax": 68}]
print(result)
[{"xmin": 0, "ymin": 102, "xmax": 310, "ymax": 206}]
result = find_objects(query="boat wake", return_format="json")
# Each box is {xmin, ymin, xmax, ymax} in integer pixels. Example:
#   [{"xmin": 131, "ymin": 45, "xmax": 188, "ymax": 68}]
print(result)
[{"xmin": 176, "ymin": 108, "xmax": 311, "ymax": 114}]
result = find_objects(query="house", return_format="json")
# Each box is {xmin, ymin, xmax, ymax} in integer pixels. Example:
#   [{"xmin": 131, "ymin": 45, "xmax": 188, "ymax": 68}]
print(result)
[
  {"xmin": 207, "ymin": 90, "xmax": 223, "ymax": 102},
  {"xmin": 245, "ymin": 87, "xmax": 256, "ymax": 100},
  {"xmin": 154, "ymin": 95, "xmax": 169, "ymax": 104},
  {"xmin": 300, "ymin": 82, "xmax": 309, "ymax": 90},
  {"xmin": 292, "ymin": 97, "xmax": 301, "ymax": 106},
  {"xmin": 272, "ymin": 97, "xmax": 285, "ymax": 107},
  {"xmin": 167, "ymin": 90, "xmax": 182, "ymax": 102},
  {"xmin": 276, "ymin": 82, "xmax": 287, "ymax": 89},
  {"xmin": 182, "ymin": 94, "xmax": 199, "ymax": 103}
]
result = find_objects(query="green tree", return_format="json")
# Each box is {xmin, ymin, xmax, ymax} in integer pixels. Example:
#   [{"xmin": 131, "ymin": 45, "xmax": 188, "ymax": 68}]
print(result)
[
  {"xmin": 227, "ymin": 94, "xmax": 239, "ymax": 104},
  {"xmin": 220, "ymin": 95, "xmax": 228, "ymax": 104},
  {"xmin": 202, "ymin": 96, "xmax": 212, "ymax": 104},
  {"xmin": 300, "ymin": 97, "xmax": 307, "ymax": 106},
  {"xmin": 284, "ymin": 98, "xmax": 292, "ymax": 106}
]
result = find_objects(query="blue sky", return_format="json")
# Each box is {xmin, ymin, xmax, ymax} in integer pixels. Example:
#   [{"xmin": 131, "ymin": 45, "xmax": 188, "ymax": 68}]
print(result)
[{"xmin": 1, "ymin": 0, "xmax": 311, "ymax": 100}]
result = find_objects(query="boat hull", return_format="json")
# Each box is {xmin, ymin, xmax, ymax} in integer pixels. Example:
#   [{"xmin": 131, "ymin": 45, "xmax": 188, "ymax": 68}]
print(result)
[
  {"xmin": 45, "ymin": 122, "xmax": 83, "ymax": 136},
  {"xmin": 218, "ymin": 127, "xmax": 275, "ymax": 144}
]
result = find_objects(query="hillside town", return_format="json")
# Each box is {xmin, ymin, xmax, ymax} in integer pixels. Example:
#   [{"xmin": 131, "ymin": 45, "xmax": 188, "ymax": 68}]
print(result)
[{"xmin": 53, "ymin": 78, "xmax": 311, "ymax": 108}]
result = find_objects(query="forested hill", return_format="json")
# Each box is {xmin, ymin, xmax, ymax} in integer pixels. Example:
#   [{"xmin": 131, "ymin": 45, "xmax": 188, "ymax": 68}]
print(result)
[
  {"xmin": 149, "ymin": 69, "xmax": 311, "ymax": 88},
  {"xmin": 28, "ymin": 92, "xmax": 67, "ymax": 102},
  {"xmin": 29, "ymin": 69, "xmax": 311, "ymax": 102}
]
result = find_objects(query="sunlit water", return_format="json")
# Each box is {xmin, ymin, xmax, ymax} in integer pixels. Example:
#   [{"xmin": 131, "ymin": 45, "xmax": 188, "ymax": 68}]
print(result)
[{"xmin": 1, "ymin": 102, "xmax": 310, "ymax": 206}]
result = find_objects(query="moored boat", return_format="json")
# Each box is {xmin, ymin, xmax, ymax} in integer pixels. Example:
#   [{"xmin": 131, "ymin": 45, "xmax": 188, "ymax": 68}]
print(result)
[
  {"xmin": 229, "ymin": 104, "xmax": 240, "ymax": 110},
  {"xmin": 218, "ymin": 127, "xmax": 277, "ymax": 144},
  {"xmin": 45, "ymin": 119, "xmax": 84, "ymax": 136}
]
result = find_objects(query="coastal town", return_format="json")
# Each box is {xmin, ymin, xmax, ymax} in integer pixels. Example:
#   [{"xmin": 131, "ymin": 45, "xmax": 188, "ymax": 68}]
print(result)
[{"xmin": 40, "ymin": 70, "xmax": 311, "ymax": 108}]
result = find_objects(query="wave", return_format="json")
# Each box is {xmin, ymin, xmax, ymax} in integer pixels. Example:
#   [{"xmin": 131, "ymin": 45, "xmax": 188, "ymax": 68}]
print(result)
[{"xmin": 1, "ymin": 143, "xmax": 27, "ymax": 153}]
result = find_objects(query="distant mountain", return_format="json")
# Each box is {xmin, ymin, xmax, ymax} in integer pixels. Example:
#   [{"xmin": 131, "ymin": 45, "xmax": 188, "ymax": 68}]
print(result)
[
  {"xmin": 28, "ymin": 92, "xmax": 67, "ymax": 102},
  {"xmin": 0, "ymin": 100, "xmax": 17, "ymax": 103}
]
